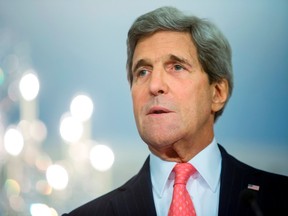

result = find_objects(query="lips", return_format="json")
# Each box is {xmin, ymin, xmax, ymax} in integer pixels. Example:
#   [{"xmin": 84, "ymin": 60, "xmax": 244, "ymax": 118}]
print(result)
[{"xmin": 147, "ymin": 106, "xmax": 172, "ymax": 115}]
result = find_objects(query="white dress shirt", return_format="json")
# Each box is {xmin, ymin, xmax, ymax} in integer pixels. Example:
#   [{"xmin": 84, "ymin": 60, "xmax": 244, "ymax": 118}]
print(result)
[{"xmin": 150, "ymin": 138, "xmax": 222, "ymax": 216}]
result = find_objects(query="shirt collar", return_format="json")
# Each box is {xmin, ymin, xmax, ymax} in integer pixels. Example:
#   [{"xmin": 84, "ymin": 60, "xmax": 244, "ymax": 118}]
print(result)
[
  {"xmin": 150, "ymin": 138, "xmax": 222, "ymax": 198},
  {"xmin": 191, "ymin": 138, "xmax": 222, "ymax": 192}
]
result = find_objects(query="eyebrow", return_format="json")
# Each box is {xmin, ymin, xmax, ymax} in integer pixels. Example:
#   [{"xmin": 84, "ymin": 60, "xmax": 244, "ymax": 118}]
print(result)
[
  {"xmin": 132, "ymin": 59, "xmax": 151, "ymax": 74},
  {"xmin": 132, "ymin": 54, "xmax": 193, "ymax": 73},
  {"xmin": 168, "ymin": 54, "xmax": 192, "ymax": 68}
]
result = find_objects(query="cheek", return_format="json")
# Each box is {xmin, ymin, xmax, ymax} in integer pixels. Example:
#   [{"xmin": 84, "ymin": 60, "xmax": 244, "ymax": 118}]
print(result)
[
  {"xmin": 131, "ymin": 89, "xmax": 143, "ymax": 115},
  {"xmin": 181, "ymin": 86, "xmax": 212, "ymax": 117}
]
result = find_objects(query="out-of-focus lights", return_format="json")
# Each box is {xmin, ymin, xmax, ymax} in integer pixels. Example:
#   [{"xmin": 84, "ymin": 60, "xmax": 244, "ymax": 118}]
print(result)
[
  {"xmin": 30, "ymin": 203, "xmax": 58, "ymax": 216},
  {"xmin": 70, "ymin": 94, "xmax": 94, "ymax": 122},
  {"xmin": 68, "ymin": 141, "xmax": 90, "ymax": 162},
  {"xmin": 35, "ymin": 154, "xmax": 52, "ymax": 171},
  {"xmin": 17, "ymin": 120, "xmax": 31, "ymax": 140},
  {"xmin": 90, "ymin": 145, "xmax": 115, "ymax": 171},
  {"xmin": 59, "ymin": 114, "xmax": 83, "ymax": 143},
  {"xmin": 50, "ymin": 208, "xmax": 58, "ymax": 216},
  {"xmin": 9, "ymin": 195, "xmax": 25, "ymax": 212},
  {"xmin": 19, "ymin": 71, "xmax": 40, "ymax": 101},
  {"xmin": 46, "ymin": 164, "xmax": 69, "ymax": 190},
  {"xmin": 30, "ymin": 120, "xmax": 47, "ymax": 142},
  {"xmin": 36, "ymin": 180, "xmax": 52, "ymax": 195},
  {"xmin": 5, "ymin": 179, "xmax": 21, "ymax": 196},
  {"xmin": 4, "ymin": 127, "xmax": 24, "ymax": 156},
  {"xmin": 18, "ymin": 120, "xmax": 47, "ymax": 142}
]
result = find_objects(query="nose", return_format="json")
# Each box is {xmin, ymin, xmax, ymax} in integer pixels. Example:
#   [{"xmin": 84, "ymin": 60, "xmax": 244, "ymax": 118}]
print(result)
[{"xmin": 149, "ymin": 68, "xmax": 169, "ymax": 96}]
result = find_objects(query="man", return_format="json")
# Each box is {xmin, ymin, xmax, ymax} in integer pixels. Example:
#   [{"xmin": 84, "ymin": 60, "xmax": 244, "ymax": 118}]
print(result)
[{"xmin": 63, "ymin": 6, "xmax": 288, "ymax": 216}]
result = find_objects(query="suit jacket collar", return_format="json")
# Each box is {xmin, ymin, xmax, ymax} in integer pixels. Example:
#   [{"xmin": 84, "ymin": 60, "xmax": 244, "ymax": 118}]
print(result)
[
  {"xmin": 218, "ymin": 144, "xmax": 243, "ymax": 215},
  {"xmin": 218, "ymin": 144, "xmax": 262, "ymax": 216}
]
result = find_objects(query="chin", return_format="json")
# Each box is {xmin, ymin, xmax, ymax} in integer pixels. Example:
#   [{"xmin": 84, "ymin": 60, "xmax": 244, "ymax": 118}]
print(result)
[{"xmin": 141, "ymin": 133, "xmax": 179, "ymax": 150}]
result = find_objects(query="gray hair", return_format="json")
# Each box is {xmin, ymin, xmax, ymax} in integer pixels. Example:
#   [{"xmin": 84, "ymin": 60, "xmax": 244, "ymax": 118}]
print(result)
[{"xmin": 126, "ymin": 6, "xmax": 233, "ymax": 121}]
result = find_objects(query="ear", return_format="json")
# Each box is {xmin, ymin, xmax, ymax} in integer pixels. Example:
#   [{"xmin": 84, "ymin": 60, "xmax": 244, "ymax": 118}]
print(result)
[{"xmin": 211, "ymin": 79, "xmax": 229, "ymax": 113}]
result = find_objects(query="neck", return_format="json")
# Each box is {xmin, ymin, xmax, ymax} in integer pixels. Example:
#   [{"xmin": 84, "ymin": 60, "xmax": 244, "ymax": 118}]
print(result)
[{"xmin": 148, "ymin": 135, "xmax": 214, "ymax": 163}]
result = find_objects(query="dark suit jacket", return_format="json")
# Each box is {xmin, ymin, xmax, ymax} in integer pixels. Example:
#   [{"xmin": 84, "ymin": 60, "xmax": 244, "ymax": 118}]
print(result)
[{"xmin": 63, "ymin": 145, "xmax": 288, "ymax": 215}]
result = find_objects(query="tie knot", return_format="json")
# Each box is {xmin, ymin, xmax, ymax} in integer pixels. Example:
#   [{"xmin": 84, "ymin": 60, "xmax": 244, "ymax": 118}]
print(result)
[{"xmin": 173, "ymin": 163, "xmax": 196, "ymax": 185}]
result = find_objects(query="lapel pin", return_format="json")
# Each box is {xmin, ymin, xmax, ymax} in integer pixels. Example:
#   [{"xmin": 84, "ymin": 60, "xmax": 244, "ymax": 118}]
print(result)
[{"xmin": 247, "ymin": 184, "xmax": 260, "ymax": 191}]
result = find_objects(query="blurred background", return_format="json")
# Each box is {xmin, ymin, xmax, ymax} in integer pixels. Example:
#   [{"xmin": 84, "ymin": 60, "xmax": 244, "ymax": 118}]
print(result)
[{"xmin": 0, "ymin": 0, "xmax": 287, "ymax": 215}]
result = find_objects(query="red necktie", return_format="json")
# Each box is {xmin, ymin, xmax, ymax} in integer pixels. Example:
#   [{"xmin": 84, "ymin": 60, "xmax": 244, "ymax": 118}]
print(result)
[{"xmin": 168, "ymin": 163, "xmax": 197, "ymax": 216}]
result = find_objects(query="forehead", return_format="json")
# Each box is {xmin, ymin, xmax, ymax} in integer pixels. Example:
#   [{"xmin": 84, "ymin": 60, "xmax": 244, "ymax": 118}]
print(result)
[{"xmin": 132, "ymin": 31, "xmax": 197, "ymax": 65}]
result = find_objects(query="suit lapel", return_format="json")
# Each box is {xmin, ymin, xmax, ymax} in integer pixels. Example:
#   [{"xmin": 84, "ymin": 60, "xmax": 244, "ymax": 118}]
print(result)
[
  {"xmin": 110, "ymin": 156, "xmax": 157, "ymax": 216},
  {"xmin": 218, "ymin": 144, "xmax": 262, "ymax": 216},
  {"xmin": 218, "ymin": 145, "xmax": 244, "ymax": 215}
]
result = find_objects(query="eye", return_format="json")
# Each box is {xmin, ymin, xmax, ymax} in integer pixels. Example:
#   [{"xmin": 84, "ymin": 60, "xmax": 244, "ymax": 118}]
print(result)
[
  {"xmin": 174, "ymin": 64, "xmax": 185, "ymax": 71},
  {"xmin": 136, "ymin": 69, "xmax": 149, "ymax": 77}
]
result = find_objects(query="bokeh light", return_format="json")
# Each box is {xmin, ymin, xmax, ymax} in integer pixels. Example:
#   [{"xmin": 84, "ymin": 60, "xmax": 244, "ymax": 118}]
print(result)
[
  {"xmin": 17, "ymin": 120, "xmax": 31, "ymax": 140},
  {"xmin": 36, "ymin": 180, "xmax": 52, "ymax": 195},
  {"xmin": 68, "ymin": 141, "xmax": 90, "ymax": 162},
  {"xmin": 30, "ymin": 120, "xmax": 47, "ymax": 142},
  {"xmin": 59, "ymin": 114, "xmax": 83, "ymax": 143},
  {"xmin": 89, "ymin": 144, "xmax": 115, "ymax": 171},
  {"xmin": 5, "ymin": 179, "xmax": 21, "ymax": 197},
  {"xmin": 46, "ymin": 164, "xmax": 69, "ymax": 190},
  {"xmin": 19, "ymin": 71, "xmax": 40, "ymax": 101},
  {"xmin": 35, "ymin": 153, "xmax": 53, "ymax": 171},
  {"xmin": 18, "ymin": 120, "xmax": 47, "ymax": 142},
  {"xmin": 4, "ymin": 127, "xmax": 24, "ymax": 156},
  {"xmin": 30, "ymin": 203, "xmax": 58, "ymax": 216},
  {"xmin": 70, "ymin": 94, "xmax": 94, "ymax": 122},
  {"xmin": 9, "ymin": 195, "xmax": 25, "ymax": 212}
]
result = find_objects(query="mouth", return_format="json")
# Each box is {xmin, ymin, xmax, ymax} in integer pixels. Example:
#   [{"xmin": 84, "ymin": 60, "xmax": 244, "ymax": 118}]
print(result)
[{"xmin": 147, "ymin": 106, "xmax": 172, "ymax": 115}]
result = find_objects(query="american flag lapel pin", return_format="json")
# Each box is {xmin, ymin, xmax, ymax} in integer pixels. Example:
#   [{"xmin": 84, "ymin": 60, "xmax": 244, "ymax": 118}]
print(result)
[{"xmin": 247, "ymin": 184, "xmax": 260, "ymax": 191}]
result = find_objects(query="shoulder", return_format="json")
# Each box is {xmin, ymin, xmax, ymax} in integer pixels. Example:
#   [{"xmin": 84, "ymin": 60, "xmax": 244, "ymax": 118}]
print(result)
[
  {"xmin": 63, "ymin": 182, "xmax": 131, "ymax": 216},
  {"xmin": 64, "ymin": 174, "xmax": 141, "ymax": 216},
  {"xmin": 63, "ymin": 157, "xmax": 153, "ymax": 216},
  {"xmin": 218, "ymin": 144, "xmax": 288, "ymax": 214},
  {"xmin": 218, "ymin": 144, "xmax": 288, "ymax": 181}
]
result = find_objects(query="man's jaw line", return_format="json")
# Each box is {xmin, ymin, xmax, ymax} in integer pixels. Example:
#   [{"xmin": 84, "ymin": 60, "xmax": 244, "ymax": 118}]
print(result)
[{"xmin": 147, "ymin": 139, "xmax": 194, "ymax": 163}]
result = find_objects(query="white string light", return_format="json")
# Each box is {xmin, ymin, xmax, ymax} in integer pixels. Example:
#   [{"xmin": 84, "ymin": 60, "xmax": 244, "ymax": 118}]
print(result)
[
  {"xmin": 4, "ymin": 127, "xmax": 24, "ymax": 156},
  {"xmin": 19, "ymin": 71, "xmax": 40, "ymax": 101},
  {"xmin": 70, "ymin": 94, "xmax": 94, "ymax": 122}
]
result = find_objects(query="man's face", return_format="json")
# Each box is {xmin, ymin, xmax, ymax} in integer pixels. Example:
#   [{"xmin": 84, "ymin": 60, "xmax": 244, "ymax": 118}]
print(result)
[{"xmin": 131, "ymin": 31, "xmax": 226, "ymax": 159}]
